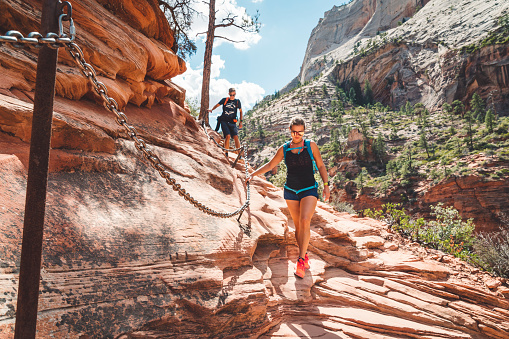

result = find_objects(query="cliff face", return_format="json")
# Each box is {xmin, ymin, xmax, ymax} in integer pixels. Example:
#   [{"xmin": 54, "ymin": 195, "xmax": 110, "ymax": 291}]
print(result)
[
  {"xmin": 1, "ymin": 1, "xmax": 509, "ymax": 338},
  {"xmin": 0, "ymin": 0, "xmax": 186, "ymax": 110},
  {"xmin": 300, "ymin": 0, "xmax": 427, "ymax": 83},
  {"xmin": 296, "ymin": 0, "xmax": 509, "ymax": 113},
  {"xmin": 334, "ymin": 171, "xmax": 509, "ymax": 234}
]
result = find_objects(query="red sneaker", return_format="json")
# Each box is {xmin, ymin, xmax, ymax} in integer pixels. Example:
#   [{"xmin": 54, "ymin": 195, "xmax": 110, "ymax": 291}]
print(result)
[
  {"xmin": 304, "ymin": 253, "xmax": 310, "ymax": 270},
  {"xmin": 294, "ymin": 257, "xmax": 305, "ymax": 278}
]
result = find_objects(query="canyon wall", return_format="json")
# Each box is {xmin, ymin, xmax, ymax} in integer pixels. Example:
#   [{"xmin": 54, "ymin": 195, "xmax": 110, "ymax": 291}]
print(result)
[
  {"xmin": 296, "ymin": 0, "xmax": 509, "ymax": 113},
  {"xmin": 1, "ymin": 0, "xmax": 509, "ymax": 338}
]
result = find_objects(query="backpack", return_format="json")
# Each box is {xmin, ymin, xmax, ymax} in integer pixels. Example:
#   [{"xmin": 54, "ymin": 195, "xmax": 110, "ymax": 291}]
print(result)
[
  {"xmin": 283, "ymin": 139, "xmax": 318, "ymax": 173},
  {"xmin": 283, "ymin": 139, "xmax": 319, "ymax": 194}
]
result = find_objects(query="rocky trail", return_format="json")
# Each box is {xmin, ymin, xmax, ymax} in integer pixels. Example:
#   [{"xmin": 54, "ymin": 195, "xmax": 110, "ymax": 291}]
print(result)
[{"xmin": 1, "ymin": 0, "xmax": 509, "ymax": 338}]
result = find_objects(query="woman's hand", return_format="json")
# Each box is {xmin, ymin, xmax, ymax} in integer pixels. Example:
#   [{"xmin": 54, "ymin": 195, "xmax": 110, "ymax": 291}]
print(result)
[{"xmin": 323, "ymin": 185, "xmax": 330, "ymax": 202}]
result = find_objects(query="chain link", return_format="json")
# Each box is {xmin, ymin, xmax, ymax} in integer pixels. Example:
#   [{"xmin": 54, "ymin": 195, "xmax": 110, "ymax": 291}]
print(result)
[
  {"xmin": 65, "ymin": 42, "xmax": 250, "ymax": 218},
  {"xmin": 0, "ymin": 15, "xmax": 75, "ymax": 49}
]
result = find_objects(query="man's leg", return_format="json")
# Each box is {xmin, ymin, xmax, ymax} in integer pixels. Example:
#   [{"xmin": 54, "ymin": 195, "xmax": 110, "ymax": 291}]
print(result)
[
  {"xmin": 233, "ymin": 135, "xmax": 241, "ymax": 151},
  {"xmin": 224, "ymin": 135, "xmax": 231, "ymax": 151}
]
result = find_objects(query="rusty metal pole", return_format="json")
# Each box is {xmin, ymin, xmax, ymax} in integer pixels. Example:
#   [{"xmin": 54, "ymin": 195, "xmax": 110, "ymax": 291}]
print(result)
[{"xmin": 14, "ymin": 0, "xmax": 60, "ymax": 337}]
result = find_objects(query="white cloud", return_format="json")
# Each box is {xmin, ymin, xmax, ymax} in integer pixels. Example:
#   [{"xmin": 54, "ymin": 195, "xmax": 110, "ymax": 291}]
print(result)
[
  {"xmin": 173, "ymin": 55, "xmax": 265, "ymax": 113},
  {"xmin": 190, "ymin": 0, "xmax": 261, "ymax": 50}
]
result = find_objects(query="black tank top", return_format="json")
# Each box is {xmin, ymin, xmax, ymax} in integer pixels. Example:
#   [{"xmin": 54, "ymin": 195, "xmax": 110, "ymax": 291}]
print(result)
[{"xmin": 285, "ymin": 145, "xmax": 316, "ymax": 190}]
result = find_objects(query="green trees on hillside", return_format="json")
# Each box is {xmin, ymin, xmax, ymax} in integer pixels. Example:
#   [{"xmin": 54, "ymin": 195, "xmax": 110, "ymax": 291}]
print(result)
[
  {"xmin": 485, "ymin": 109, "xmax": 496, "ymax": 133},
  {"xmin": 452, "ymin": 100, "xmax": 465, "ymax": 117},
  {"xmin": 372, "ymin": 133, "xmax": 386, "ymax": 165},
  {"xmin": 363, "ymin": 79, "xmax": 374, "ymax": 105},
  {"xmin": 470, "ymin": 93, "xmax": 486, "ymax": 122},
  {"xmin": 336, "ymin": 78, "xmax": 377, "ymax": 107}
]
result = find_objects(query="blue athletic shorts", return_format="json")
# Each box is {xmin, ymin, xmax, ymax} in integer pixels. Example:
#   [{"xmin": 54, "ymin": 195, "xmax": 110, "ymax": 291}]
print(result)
[
  {"xmin": 220, "ymin": 121, "xmax": 238, "ymax": 137},
  {"xmin": 284, "ymin": 187, "xmax": 319, "ymax": 201}
]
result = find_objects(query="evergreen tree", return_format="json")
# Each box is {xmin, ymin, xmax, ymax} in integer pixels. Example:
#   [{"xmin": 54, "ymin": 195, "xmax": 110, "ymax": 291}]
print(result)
[
  {"xmin": 464, "ymin": 110, "xmax": 474, "ymax": 150},
  {"xmin": 413, "ymin": 103, "xmax": 424, "ymax": 119},
  {"xmin": 373, "ymin": 133, "xmax": 386, "ymax": 165},
  {"xmin": 404, "ymin": 101, "xmax": 413, "ymax": 116},
  {"xmin": 485, "ymin": 108, "xmax": 495, "ymax": 134},
  {"xmin": 356, "ymin": 167, "xmax": 369, "ymax": 193},
  {"xmin": 349, "ymin": 87, "xmax": 356, "ymax": 104},
  {"xmin": 419, "ymin": 130, "xmax": 430, "ymax": 158},
  {"xmin": 386, "ymin": 160, "xmax": 397, "ymax": 179},
  {"xmin": 452, "ymin": 100, "xmax": 465, "ymax": 118},
  {"xmin": 351, "ymin": 78, "xmax": 363, "ymax": 105},
  {"xmin": 363, "ymin": 79, "xmax": 374, "ymax": 105},
  {"xmin": 470, "ymin": 93, "xmax": 485, "ymax": 122},
  {"xmin": 322, "ymin": 84, "xmax": 328, "ymax": 98},
  {"xmin": 442, "ymin": 102, "xmax": 453, "ymax": 119}
]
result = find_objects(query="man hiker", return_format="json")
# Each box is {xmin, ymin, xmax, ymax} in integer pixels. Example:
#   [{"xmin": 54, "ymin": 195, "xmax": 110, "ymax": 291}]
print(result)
[{"xmin": 208, "ymin": 88, "xmax": 243, "ymax": 155}]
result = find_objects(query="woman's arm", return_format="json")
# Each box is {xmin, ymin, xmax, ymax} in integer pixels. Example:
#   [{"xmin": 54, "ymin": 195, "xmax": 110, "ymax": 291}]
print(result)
[
  {"xmin": 310, "ymin": 141, "xmax": 330, "ymax": 202},
  {"xmin": 247, "ymin": 146, "xmax": 284, "ymax": 181}
]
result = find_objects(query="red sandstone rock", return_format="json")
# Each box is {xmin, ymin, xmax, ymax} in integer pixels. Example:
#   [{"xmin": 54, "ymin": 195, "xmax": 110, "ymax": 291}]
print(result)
[{"xmin": 1, "ymin": 1, "xmax": 509, "ymax": 338}]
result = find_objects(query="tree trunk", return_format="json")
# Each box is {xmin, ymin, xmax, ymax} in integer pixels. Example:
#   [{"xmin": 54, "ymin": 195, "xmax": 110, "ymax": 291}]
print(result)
[{"xmin": 198, "ymin": 0, "xmax": 216, "ymax": 126}]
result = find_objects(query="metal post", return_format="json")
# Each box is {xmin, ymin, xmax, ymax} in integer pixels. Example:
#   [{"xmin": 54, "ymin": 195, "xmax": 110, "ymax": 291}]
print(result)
[{"xmin": 14, "ymin": 0, "xmax": 60, "ymax": 337}]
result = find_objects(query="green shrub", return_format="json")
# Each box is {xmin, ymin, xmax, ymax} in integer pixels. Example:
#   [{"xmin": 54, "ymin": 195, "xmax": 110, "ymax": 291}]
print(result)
[
  {"xmin": 474, "ymin": 229, "xmax": 509, "ymax": 278},
  {"xmin": 364, "ymin": 203, "xmax": 475, "ymax": 261},
  {"xmin": 331, "ymin": 198, "xmax": 357, "ymax": 215}
]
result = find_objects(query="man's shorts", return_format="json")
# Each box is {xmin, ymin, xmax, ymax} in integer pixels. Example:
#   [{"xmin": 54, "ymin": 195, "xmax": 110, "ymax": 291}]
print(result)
[
  {"xmin": 220, "ymin": 121, "xmax": 238, "ymax": 137},
  {"xmin": 284, "ymin": 187, "xmax": 319, "ymax": 201}
]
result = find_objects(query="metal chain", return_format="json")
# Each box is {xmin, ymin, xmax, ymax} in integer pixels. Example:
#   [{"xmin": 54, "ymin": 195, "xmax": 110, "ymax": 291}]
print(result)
[
  {"xmin": 0, "ymin": 14, "xmax": 75, "ymax": 49},
  {"xmin": 65, "ymin": 42, "xmax": 250, "ymax": 218}
]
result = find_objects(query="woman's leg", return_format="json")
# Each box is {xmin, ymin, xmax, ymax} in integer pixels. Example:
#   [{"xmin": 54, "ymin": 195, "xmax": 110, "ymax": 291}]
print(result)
[
  {"xmin": 285, "ymin": 199, "xmax": 301, "ymax": 248},
  {"xmin": 297, "ymin": 196, "xmax": 317, "ymax": 258}
]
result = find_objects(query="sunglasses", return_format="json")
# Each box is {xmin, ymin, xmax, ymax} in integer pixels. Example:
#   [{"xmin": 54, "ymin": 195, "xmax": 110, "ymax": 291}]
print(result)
[
  {"xmin": 291, "ymin": 130, "xmax": 304, "ymax": 136},
  {"xmin": 229, "ymin": 93, "xmax": 236, "ymax": 96}
]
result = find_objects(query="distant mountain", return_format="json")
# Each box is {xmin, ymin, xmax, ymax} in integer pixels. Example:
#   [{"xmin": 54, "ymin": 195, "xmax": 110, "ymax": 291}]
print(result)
[
  {"xmin": 280, "ymin": 0, "xmax": 509, "ymax": 113},
  {"xmin": 299, "ymin": 0, "xmax": 428, "ymax": 84}
]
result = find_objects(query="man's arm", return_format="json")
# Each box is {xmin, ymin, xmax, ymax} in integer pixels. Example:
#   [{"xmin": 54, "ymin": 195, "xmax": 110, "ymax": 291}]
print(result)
[
  {"xmin": 238, "ymin": 100, "xmax": 243, "ymax": 128},
  {"xmin": 208, "ymin": 103, "xmax": 220, "ymax": 112}
]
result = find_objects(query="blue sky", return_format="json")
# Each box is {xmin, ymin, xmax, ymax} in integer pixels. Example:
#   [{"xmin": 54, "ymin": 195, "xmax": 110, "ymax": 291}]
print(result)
[{"xmin": 173, "ymin": 0, "xmax": 347, "ymax": 111}]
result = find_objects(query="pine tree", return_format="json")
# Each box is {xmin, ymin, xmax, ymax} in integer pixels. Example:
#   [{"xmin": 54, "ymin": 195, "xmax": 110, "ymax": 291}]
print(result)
[
  {"xmin": 351, "ymin": 78, "xmax": 363, "ymax": 105},
  {"xmin": 442, "ymin": 103, "xmax": 453, "ymax": 119},
  {"xmin": 349, "ymin": 87, "xmax": 356, "ymax": 104},
  {"xmin": 419, "ymin": 130, "xmax": 430, "ymax": 158},
  {"xmin": 373, "ymin": 133, "xmax": 386, "ymax": 165},
  {"xmin": 386, "ymin": 160, "xmax": 397, "ymax": 179},
  {"xmin": 452, "ymin": 100, "xmax": 465, "ymax": 118},
  {"xmin": 197, "ymin": 1, "xmax": 260, "ymax": 125},
  {"xmin": 404, "ymin": 101, "xmax": 413, "ymax": 116},
  {"xmin": 464, "ymin": 110, "xmax": 474, "ymax": 150},
  {"xmin": 485, "ymin": 108, "xmax": 495, "ymax": 134},
  {"xmin": 363, "ymin": 79, "xmax": 374, "ymax": 105},
  {"xmin": 470, "ymin": 93, "xmax": 485, "ymax": 122}
]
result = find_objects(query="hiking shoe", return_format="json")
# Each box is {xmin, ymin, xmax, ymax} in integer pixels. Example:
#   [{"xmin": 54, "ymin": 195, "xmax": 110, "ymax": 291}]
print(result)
[
  {"xmin": 294, "ymin": 257, "xmax": 305, "ymax": 278},
  {"xmin": 304, "ymin": 253, "xmax": 310, "ymax": 270}
]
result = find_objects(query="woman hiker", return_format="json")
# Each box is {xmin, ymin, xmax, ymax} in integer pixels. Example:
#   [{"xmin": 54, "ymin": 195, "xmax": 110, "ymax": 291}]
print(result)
[{"xmin": 247, "ymin": 116, "xmax": 330, "ymax": 278}]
